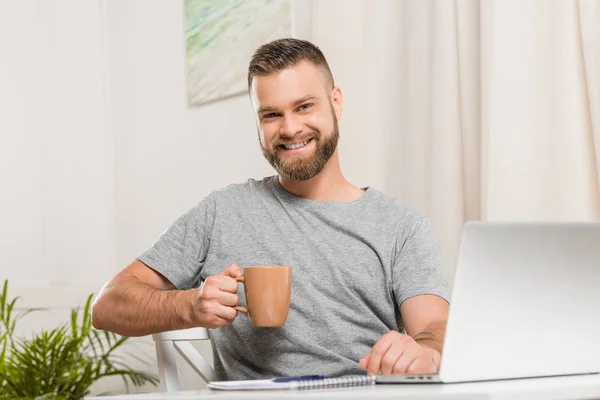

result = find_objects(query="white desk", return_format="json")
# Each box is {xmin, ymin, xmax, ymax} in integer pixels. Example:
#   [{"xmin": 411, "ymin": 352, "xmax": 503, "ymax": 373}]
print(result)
[{"xmin": 87, "ymin": 373, "xmax": 600, "ymax": 400}]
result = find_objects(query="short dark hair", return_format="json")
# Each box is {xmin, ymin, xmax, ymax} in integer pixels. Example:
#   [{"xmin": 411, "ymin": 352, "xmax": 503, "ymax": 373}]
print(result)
[{"xmin": 247, "ymin": 38, "xmax": 334, "ymax": 90}]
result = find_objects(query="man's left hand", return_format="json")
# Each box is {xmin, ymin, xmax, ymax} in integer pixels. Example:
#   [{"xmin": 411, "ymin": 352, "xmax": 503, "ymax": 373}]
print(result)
[{"xmin": 359, "ymin": 331, "xmax": 439, "ymax": 375}]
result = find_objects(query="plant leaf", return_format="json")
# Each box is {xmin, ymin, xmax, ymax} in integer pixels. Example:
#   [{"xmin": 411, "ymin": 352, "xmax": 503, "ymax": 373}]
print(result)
[{"xmin": 0, "ymin": 285, "xmax": 157, "ymax": 398}]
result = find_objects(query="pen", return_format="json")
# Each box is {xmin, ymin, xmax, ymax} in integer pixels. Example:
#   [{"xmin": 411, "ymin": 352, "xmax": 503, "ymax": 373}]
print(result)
[{"xmin": 272, "ymin": 374, "xmax": 326, "ymax": 382}]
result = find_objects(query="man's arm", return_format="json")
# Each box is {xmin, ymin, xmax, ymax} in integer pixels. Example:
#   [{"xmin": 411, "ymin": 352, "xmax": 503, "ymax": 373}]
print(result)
[
  {"xmin": 360, "ymin": 294, "xmax": 449, "ymax": 375},
  {"xmin": 401, "ymin": 294, "xmax": 449, "ymax": 369},
  {"xmin": 91, "ymin": 260, "xmax": 241, "ymax": 337}
]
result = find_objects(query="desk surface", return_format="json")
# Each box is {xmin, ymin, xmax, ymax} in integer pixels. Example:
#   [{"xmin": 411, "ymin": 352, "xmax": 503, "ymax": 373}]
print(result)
[{"xmin": 87, "ymin": 373, "xmax": 600, "ymax": 400}]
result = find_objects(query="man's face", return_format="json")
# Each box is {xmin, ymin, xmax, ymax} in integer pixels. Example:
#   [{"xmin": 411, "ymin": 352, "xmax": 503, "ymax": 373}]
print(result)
[{"xmin": 250, "ymin": 60, "xmax": 342, "ymax": 181}]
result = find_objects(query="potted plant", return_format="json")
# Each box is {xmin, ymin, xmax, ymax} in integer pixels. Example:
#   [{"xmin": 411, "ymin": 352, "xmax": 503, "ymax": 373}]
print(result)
[{"xmin": 0, "ymin": 280, "xmax": 158, "ymax": 399}]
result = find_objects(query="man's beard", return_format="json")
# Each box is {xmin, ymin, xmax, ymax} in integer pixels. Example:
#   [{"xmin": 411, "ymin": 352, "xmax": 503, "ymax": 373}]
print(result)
[{"xmin": 261, "ymin": 116, "xmax": 339, "ymax": 181}]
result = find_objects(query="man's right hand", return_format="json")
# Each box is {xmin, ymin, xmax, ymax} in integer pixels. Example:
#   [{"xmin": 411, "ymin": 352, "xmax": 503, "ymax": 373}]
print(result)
[{"xmin": 192, "ymin": 264, "xmax": 243, "ymax": 328}]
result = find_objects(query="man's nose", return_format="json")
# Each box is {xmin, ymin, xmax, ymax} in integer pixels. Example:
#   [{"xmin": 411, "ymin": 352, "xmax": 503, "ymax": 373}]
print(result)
[{"xmin": 279, "ymin": 114, "xmax": 303, "ymax": 137}]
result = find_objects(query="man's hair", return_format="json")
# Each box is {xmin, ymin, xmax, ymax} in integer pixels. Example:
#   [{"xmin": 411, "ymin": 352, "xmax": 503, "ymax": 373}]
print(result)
[{"xmin": 247, "ymin": 38, "xmax": 334, "ymax": 90}]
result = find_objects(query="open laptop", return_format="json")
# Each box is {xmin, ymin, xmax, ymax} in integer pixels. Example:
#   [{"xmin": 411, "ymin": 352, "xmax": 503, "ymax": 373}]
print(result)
[{"xmin": 377, "ymin": 222, "xmax": 600, "ymax": 384}]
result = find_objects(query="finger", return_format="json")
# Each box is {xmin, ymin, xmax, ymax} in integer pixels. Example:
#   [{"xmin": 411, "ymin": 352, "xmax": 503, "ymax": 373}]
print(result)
[
  {"xmin": 215, "ymin": 291, "xmax": 239, "ymax": 307},
  {"xmin": 204, "ymin": 275, "xmax": 238, "ymax": 293},
  {"xmin": 380, "ymin": 344, "xmax": 404, "ymax": 375},
  {"xmin": 215, "ymin": 304, "xmax": 238, "ymax": 321},
  {"xmin": 200, "ymin": 285, "xmax": 239, "ymax": 306},
  {"xmin": 367, "ymin": 337, "xmax": 393, "ymax": 376},
  {"xmin": 392, "ymin": 349, "xmax": 420, "ymax": 374},
  {"xmin": 219, "ymin": 264, "xmax": 242, "ymax": 278},
  {"xmin": 359, "ymin": 354, "xmax": 370, "ymax": 369}
]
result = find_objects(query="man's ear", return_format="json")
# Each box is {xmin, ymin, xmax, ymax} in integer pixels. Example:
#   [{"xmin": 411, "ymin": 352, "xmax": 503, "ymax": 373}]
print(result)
[{"xmin": 331, "ymin": 86, "xmax": 343, "ymax": 120}]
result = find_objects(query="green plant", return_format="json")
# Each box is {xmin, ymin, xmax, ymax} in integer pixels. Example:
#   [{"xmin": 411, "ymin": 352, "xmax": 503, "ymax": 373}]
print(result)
[
  {"xmin": 0, "ymin": 280, "xmax": 158, "ymax": 399},
  {"xmin": 0, "ymin": 280, "xmax": 33, "ymax": 374}
]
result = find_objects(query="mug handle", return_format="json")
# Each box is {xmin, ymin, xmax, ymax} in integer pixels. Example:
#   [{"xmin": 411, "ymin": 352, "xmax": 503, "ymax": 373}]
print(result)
[{"xmin": 233, "ymin": 276, "xmax": 248, "ymax": 313}]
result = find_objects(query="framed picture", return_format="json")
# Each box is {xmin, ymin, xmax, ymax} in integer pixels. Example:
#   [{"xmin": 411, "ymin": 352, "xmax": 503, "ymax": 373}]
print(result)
[{"xmin": 184, "ymin": 0, "xmax": 312, "ymax": 107}]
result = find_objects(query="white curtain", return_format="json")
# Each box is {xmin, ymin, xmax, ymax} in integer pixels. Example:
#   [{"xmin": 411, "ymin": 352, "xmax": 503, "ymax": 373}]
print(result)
[{"xmin": 359, "ymin": 0, "xmax": 600, "ymax": 283}]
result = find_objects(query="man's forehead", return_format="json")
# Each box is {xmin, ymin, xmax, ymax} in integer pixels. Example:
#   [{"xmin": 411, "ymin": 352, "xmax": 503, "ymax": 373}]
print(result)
[{"xmin": 251, "ymin": 61, "xmax": 330, "ymax": 107}]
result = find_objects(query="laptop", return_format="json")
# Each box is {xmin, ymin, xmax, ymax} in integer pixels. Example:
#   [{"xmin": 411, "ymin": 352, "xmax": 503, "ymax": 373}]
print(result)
[{"xmin": 377, "ymin": 222, "xmax": 600, "ymax": 384}]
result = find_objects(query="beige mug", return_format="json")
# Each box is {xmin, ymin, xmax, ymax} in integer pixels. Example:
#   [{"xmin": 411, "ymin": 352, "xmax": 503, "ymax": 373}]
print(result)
[{"xmin": 233, "ymin": 266, "xmax": 292, "ymax": 327}]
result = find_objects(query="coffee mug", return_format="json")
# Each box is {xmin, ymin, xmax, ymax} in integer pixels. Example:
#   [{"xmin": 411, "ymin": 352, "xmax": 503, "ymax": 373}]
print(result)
[{"xmin": 233, "ymin": 266, "xmax": 292, "ymax": 327}]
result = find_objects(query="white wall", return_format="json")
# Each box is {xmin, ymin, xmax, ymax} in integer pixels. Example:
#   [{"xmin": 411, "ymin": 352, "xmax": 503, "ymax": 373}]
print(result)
[{"xmin": 0, "ymin": 0, "xmax": 116, "ymax": 288}]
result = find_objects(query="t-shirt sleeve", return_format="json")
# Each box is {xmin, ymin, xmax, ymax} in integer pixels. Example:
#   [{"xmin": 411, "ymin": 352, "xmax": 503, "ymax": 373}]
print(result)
[
  {"xmin": 392, "ymin": 217, "xmax": 450, "ymax": 306},
  {"xmin": 137, "ymin": 193, "xmax": 216, "ymax": 290}
]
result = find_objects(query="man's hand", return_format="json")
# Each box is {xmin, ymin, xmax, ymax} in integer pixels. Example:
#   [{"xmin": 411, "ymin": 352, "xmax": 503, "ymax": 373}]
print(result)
[
  {"xmin": 359, "ymin": 331, "xmax": 440, "ymax": 376},
  {"xmin": 192, "ymin": 264, "xmax": 242, "ymax": 328}
]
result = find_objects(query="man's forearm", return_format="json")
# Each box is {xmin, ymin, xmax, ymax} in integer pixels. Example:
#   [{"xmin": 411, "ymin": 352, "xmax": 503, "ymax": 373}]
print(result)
[
  {"xmin": 411, "ymin": 321, "xmax": 447, "ymax": 368},
  {"xmin": 92, "ymin": 275, "xmax": 196, "ymax": 337}
]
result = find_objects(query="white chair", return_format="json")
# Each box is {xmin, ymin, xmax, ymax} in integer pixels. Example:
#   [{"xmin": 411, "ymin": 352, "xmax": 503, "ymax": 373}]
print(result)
[{"xmin": 152, "ymin": 327, "xmax": 216, "ymax": 392}]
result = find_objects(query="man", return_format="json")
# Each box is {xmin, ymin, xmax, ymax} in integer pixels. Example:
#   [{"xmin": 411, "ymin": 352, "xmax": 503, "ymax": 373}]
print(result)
[{"xmin": 92, "ymin": 38, "xmax": 449, "ymax": 380}]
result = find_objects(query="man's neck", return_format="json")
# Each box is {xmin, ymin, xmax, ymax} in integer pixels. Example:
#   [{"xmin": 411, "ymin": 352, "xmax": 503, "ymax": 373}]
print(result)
[{"xmin": 278, "ymin": 152, "xmax": 365, "ymax": 202}]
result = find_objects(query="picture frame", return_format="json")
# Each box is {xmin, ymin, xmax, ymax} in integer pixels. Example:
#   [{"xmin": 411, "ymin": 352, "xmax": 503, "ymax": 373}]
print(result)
[{"xmin": 184, "ymin": 0, "xmax": 313, "ymax": 107}]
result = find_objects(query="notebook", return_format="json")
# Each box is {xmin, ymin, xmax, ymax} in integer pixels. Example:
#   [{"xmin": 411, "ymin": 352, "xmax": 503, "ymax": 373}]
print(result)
[{"xmin": 207, "ymin": 375, "xmax": 376, "ymax": 391}]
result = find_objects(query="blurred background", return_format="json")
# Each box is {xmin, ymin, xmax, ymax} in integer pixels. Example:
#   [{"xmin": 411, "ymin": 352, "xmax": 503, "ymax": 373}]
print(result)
[{"xmin": 0, "ymin": 0, "xmax": 599, "ymax": 395}]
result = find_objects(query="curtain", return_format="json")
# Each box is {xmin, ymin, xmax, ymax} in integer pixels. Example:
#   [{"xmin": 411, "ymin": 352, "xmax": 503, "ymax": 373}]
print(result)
[{"xmin": 379, "ymin": 0, "xmax": 600, "ymax": 284}]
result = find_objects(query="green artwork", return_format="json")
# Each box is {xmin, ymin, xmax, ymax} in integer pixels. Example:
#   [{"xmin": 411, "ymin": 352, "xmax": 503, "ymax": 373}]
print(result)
[{"xmin": 185, "ymin": 0, "xmax": 291, "ymax": 106}]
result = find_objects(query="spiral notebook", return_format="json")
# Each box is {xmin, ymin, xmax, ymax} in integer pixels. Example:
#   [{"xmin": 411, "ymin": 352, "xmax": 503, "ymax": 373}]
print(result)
[{"xmin": 207, "ymin": 375, "xmax": 376, "ymax": 391}]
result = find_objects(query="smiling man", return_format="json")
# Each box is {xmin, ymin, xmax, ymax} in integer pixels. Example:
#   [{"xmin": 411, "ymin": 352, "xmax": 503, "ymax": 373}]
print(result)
[{"xmin": 92, "ymin": 39, "xmax": 450, "ymax": 380}]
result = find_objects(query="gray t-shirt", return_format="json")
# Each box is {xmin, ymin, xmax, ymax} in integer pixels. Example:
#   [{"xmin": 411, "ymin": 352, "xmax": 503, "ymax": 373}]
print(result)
[{"xmin": 138, "ymin": 176, "xmax": 449, "ymax": 380}]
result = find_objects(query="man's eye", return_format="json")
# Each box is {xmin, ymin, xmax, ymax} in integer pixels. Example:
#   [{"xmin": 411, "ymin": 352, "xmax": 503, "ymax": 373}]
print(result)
[
  {"xmin": 262, "ymin": 113, "xmax": 279, "ymax": 120},
  {"xmin": 299, "ymin": 103, "xmax": 313, "ymax": 111}
]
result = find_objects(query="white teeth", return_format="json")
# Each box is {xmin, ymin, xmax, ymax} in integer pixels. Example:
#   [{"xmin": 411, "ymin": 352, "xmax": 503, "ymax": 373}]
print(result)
[{"xmin": 283, "ymin": 139, "xmax": 309, "ymax": 150}]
